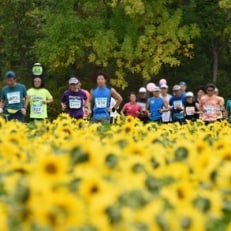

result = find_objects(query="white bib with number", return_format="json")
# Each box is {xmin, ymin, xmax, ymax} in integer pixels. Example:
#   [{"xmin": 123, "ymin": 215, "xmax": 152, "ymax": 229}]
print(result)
[
  {"xmin": 186, "ymin": 106, "xmax": 195, "ymax": 115},
  {"xmin": 95, "ymin": 97, "xmax": 107, "ymax": 108},
  {"xmin": 69, "ymin": 97, "xmax": 81, "ymax": 109},
  {"xmin": 204, "ymin": 105, "xmax": 214, "ymax": 115},
  {"xmin": 173, "ymin": 100, "xmax": 183, "ymax": 109},
  {"xmin": 32, "ymin": 105, "xmax": 43, "ymax": 114},
  {"xmin": 7, "ymin": 92, "xmax": 20, "ymax": 104}
]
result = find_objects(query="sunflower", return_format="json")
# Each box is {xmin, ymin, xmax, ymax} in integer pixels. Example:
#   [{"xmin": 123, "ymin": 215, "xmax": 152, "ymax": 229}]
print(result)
[{"xmin": 32, "ymin": 154, "xmax": 70, "ymax": 184}]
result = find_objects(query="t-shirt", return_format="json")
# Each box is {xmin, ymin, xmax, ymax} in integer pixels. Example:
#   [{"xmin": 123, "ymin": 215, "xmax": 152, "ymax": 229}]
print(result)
[
  {"xmin": 199, "ymin": 95, "xmax": 223, "ymax": 122},
  {"xmin": 184, "ymin": 101, "xmax": 198, "ymax": 120},
  {"xmin": 169, "ymin": 95, "xmax": 185, "ymax": 114},
  {"xmin": 161, "ymin": 94, "xmax": 172, "ymax": 122},
  {"xmin": 27, "ymin": 88, "xmax": 53, "ymax": 119},
  {"xmin": 61, "ymin": 89, "xmax": 87, "ymax": 118},
  {"xmin": 1, "ymin": 83, "xmax": 27, "ymax": 112},
  {"xmin": 148, "ymin": 96, "xmax": 163, "ymax": 121},
  {"xmin": 123, "ymin": 103, "xmax": 141, "ymax": 117}
]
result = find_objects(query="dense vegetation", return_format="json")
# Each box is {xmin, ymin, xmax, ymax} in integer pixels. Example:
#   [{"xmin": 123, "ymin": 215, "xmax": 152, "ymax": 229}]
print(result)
[{"xmin": 0, "ymin": 0, "xmax": 231, "ymax": 118}]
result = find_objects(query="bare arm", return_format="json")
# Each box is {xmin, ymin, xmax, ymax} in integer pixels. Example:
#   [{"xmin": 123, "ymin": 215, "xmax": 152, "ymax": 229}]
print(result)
[{"xmin": 111, "ymin": 88, "xmax": 123, "ymax": 109}]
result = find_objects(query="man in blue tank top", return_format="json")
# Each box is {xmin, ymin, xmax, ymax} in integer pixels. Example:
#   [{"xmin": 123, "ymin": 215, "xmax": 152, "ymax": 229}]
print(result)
[{"xmin": 90, "ymin": 73, "xmax": 122, "ymax": 124}]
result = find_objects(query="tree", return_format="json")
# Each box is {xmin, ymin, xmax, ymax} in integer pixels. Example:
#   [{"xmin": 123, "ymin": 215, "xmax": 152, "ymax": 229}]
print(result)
[
  {"xmin": 193, "ymin": 0, "xmax": 231, "ymax": 83},
  {"xmin": 35, "ymin": 0, "xmax": 199, "ymax": 88},
  {"xmin": 0, "ymin": 0, "xmax": 46, "ymax": 78}
]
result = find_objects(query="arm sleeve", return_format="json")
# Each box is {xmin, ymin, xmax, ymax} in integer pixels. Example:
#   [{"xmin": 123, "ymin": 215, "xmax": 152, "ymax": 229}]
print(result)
[{"xmin": 46, "ymin": 89, "xmax": 53, "ymax": 100}]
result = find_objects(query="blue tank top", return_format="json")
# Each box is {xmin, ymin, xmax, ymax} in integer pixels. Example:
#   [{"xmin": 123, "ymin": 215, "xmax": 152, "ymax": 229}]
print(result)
[
  {"xmin": 92, "ymin": 86, "xmax": 111, "ymax": 119},
  {"xmin": 149, "ymin": 97, "xmax": 163, "ymax": 121}
]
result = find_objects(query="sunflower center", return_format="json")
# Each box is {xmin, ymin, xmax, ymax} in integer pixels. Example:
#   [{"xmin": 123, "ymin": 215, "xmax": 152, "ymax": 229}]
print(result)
[
  {"xmin": 90, "ymin": 184, "xmax": 99, "ymax": 194},
  {"xmin": 45, "ymin": 163, "xmax": 58, "ymax": 174}
]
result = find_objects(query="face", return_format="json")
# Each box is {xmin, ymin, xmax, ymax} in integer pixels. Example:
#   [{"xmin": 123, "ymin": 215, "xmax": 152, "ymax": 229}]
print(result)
[
  {"xmin": 180, "ymin": 85, "xmax": 187, "ymax": 92},
  {"xmin": 33, "ymin": 78, "xmax": 42, "ymax": 88},
  {"xmin": 186, "ymin": 96, "xmax": 193, "ymax": 102},
  {"xmin": 139, "ymin": 92, "xmax": 146, "ymax": 98},
  {"xmin": 6, "ymin": 78, "xmax": 16, "ymax": 87},
  {"xmin": 69, "ymin": 83, "xmax": 80, "ymax": 91},
  {"xmin": 174, "ymin": 89, "xmax": 182, "ymax": 96},
  {"xmin": 130, "ymin": 94, "xmax": 136, "ymax": 102},
  {"xmin": 160, "ymin": 88, "xmax": 168, "ymax": 94},
  {"xmin": 153, "ymin": 90, "xmax": 160, "ymax": 97},
  {"xmin": 197, "ymin": 89, "xmax": 205, "ymax": 99},
  {"xmin": 97, "ymin": 75, "xmax": 106, "ymax": 87},
  {"xmin": 206, "ymin": 87, "xmax": 215, "ymax": 96}
]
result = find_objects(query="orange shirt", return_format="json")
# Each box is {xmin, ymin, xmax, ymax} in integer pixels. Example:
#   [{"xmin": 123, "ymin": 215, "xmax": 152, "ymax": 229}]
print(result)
[{"xmin": 199, "ymin": 95, "xmax": 223, "ymax": 121}]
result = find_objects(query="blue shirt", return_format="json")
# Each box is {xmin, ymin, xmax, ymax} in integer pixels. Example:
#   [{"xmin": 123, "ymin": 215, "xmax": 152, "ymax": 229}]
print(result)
[
  {"xmin": 92, "ymin": 86, "xmax": 111, "ymax": 119},
  {"xmin": 226, "ymin": 100, "xmax": 231, "ymax": 122},
  {"xmin": 148, "ymin": 96, "xmax": 163, "ymax": 121},
  {"xmin": 1, "ymin": 83, "xmax": 27, "ymax": 111},
  {"xmin": 169, "ymin": 95, "xmax": 185, "ymax": 114}
]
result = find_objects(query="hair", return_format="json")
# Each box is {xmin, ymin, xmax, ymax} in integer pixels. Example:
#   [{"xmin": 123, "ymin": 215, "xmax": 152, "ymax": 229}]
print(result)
[
  {"xmin": 206, "ymin": 83, "xmax": 216, "ymax": 90},
  {"xmin": 196, "ymin": 85, "xmax": 206, "ymax": 94},
  {"xmin": 96, "ymin": 72, "xmax": 107, "ymax": 80},
  {"xmin": 32, "ymin": 76, "xmax": 45, "ymax": 88}
]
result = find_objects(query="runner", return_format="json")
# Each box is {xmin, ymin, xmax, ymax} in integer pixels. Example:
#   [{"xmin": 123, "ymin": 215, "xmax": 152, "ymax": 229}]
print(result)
[
  {"xmin": 184, "ymin": 91, "xmax": 198, "ymax": 122},
  {"xmin": 61, "ymin": 77, "xmax": 90, "ymax": 119},
  {"xmin": 160, "ymin": 84, "xmax": 172, "ymax": 123},
  {"xmin": 90, "ymin": 73, "xmax": 122, "ymax": 124},
  {"xmin": 137, "ymin": 87, "xmax": 149, "ymax": 123},
  {"xmin": 199, "ymin": 83, "xmax": 224, "ymax": 124},
  {"xmin": 226, "ymin": 96, "xmax": 231, "ymax": 123},
  {"xmin": 214, "ymin": 87, "xmax": 225, "ymax": 121},
  {"xmin": 146, "ymin": 86, "xmax": 167, "ymax": 122},
  {"xmin": 110, "ymin": 97, "xmax": 118, "ymax": 123},
  {"xmin": 0, "ymin": 71, "xmax": 29, "ymax": 122},
  {"xmin": 179, "ymin": 81, "xmax": 187, "ymax": 97},
  {"xmin": 27, "ymin": 76, "xmax": 53, "ymax": 121},
  {"xmin": 121, "ymin": 92, "xmax": 142, "ymax": 118},
  {"xmin": 169, "ymin": 85, "xmax": 185, "ymax": 124}
]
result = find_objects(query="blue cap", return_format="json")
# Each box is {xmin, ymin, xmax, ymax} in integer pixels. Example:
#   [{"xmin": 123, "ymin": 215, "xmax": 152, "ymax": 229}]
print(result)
[
  {"xmin": 179, "ymin": 81, "xmax": 187, "ymax": 86},
  {"xmin": 5, "ymin": 71, "xmax": 16, "ymax": 78}
]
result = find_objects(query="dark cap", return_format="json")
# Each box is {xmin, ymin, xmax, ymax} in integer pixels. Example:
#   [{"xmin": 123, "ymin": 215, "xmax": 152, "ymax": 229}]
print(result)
[{"xmin": 5, "ymin": 71, "xmax": 16, "ymax": 78}]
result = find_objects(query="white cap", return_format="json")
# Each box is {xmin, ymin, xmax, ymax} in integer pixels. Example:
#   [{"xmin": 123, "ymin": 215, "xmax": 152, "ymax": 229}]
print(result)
[
  {"xmin": 153, "ymin": 86, "xmax": 160, "ymax": 91},
  {"xmin": 69, "ymin": 77, "xmax": 79, "ymax": 84},
  {"xmin": 139, "ymin": 87, "xmax": 147, "ymax": 93},
  {"xmin": 173, "ymin": 85, "xmax": 181, "ymax": 91},
  {"xmin": 160, "ymin": 84, "xmax": 168, "ymax": 89},
  {"xmin": 186, "ymin": 91, "xmax": 194, "ymax": 97}
]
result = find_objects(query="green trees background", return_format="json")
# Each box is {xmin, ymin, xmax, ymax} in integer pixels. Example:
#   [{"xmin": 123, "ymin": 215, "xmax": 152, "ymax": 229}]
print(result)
[{"xmin": 0, "ymin": 0, "xmax": 231, "ymax": 118}]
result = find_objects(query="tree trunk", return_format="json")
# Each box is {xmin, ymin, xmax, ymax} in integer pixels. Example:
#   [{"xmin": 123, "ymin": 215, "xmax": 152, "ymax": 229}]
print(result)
[{"xmin": 212, "ymin": 49, "xmax": 218, "ymax": 83}]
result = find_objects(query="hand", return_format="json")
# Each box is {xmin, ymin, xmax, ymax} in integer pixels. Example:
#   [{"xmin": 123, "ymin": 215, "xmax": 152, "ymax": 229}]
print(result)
[
  {"xmin": 21, "ymin": 108, "xmax": 26, "ymax": 115},
  {"xmin": 42, "ymin": 100, "xmax": 47, "ymax": 104},
  {"xmin": 61, "ymin": 104, "xmax": 67, "ymax": 111},
  {"xmin": 0, "ymin": 108, "xmax": 3, "ymax": 114}
]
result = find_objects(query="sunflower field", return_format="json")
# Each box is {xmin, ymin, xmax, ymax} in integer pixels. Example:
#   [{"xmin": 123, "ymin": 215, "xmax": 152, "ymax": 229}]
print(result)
[{"xmin": 0, "ymin": 114, "xmax": 231, "ymax": 231}]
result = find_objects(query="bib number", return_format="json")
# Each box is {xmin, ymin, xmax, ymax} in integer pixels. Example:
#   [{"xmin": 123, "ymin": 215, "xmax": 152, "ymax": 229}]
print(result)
[
  {"xmin": 186, "ymin": 106, "xmax": 195, "ymax": 115},
  {"xmin": 69, "ymin": 97, "xmax": 81, "ymax": 109},
  {"xmin": 95, "ymin": 97, "xmax": 107, "ymax": 108},
  {"xmin": 7, "ymin": 92, "xmax": 20, "ymax": 104},
  {"xmin": 32, "ymin": 105, "xmax": 43, "ymax": 114},
  {"xmin": 204, "ymin": 105, "xmax": 214, "ymax": 115}
]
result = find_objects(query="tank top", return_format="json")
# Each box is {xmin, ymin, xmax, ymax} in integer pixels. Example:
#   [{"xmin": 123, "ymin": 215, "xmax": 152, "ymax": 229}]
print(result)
[{"xmin": 92, "ymin": 86, "xmax": 111, "ymax": 119}]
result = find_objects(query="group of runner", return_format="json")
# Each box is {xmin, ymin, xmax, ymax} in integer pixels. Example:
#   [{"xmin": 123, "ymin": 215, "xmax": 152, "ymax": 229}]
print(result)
[
  {"xmin": 0, "ymin": 69, "xmax": 230, "ymax": 124},
  {"xmin": 121, "ymin": 81, "xmax": 228, "ymax": 124}
]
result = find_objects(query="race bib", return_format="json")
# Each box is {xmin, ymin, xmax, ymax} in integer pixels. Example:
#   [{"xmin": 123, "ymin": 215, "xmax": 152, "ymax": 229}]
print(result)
[
  {"xmin": 7, "ymin": 92, "xmax": 20, "ymax": 104},
  {"xmin": 173, "ymin": 100, "xmax": 183, "ymax": 109},
  {"xmin": 32, "ymin": 105, "xmax": 43, "ymax": 114},
  {"xmin": 204, "ymin": 105, "xmax": 215, "ymax": 115},
  {"xmin": 95, "ymin": 97, "xmax": 107, "ymax": 108},
  {"xmin": 69, "ymin": 96, "xmax": 81, "ymax": 109},
  {"xmin": 186, "ymin": 106, "xmax": 195, "ymax": 115}
]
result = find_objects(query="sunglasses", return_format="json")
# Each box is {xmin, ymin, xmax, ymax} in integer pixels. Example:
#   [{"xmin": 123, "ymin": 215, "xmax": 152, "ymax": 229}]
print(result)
[{"xmin": 207, "ymin": 89, "xmax": 214, "ymax": 92}]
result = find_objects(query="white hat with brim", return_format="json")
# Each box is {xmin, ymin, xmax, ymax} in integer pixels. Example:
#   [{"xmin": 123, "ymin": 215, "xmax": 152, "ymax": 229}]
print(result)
[{"xmin": 69, "ymin": 77, "xmax": 79, "ymax": 84}]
